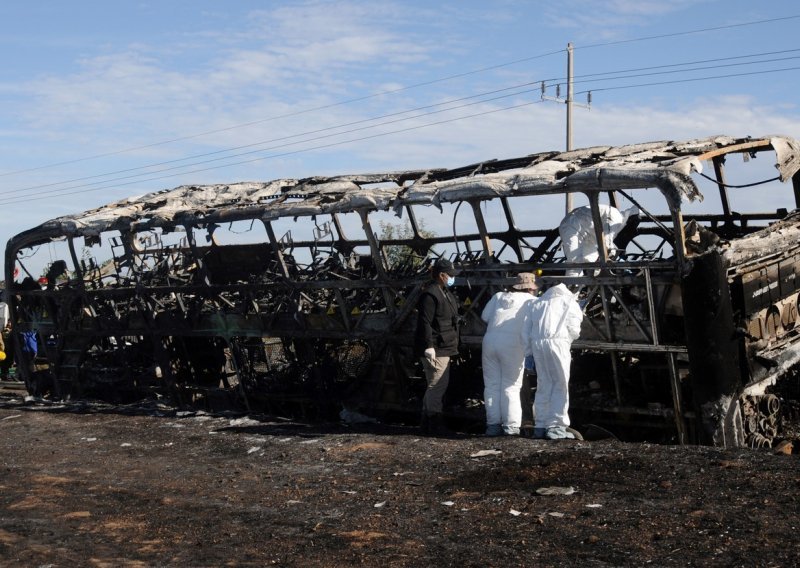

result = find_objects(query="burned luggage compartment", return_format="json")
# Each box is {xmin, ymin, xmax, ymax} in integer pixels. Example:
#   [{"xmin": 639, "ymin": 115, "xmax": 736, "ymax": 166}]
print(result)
[{"xmin": 6, "ymin": 135, "xmax": 800, "ymax": 446}]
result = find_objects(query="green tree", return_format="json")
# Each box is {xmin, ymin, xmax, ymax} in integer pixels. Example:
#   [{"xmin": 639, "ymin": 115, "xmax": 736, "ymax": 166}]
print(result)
[{"xmin": 378, "ymin": 220, "xmax": 436, "ymax": 270}]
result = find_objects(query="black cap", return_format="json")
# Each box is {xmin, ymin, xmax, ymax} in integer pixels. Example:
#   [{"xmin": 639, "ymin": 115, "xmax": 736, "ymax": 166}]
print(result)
[{"xmin": 432, "ymin": 258, "xmax": 458, "ymax": 276}]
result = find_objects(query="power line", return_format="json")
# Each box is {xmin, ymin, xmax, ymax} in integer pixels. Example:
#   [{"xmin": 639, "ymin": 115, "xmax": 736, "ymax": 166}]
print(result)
[
  {"xmin": 3, "ymin": 62, "xmax": 798, "ymax": 207},
  {"xmin": 12, "ymin": 48, "xmax": 798, "ymax": 198},
  {"xmin": 0, "ymin": 101, "xmax": 543, "ymax": 206},
  {"xmin": 575, "ymin": 65, "xmax": 800, "ymax": 95},
  {"xmin": 3, "ymin": 13, "xmax": 798, "ymax": 178},
  {"xmin": 0, "ymin": 51, "xmax": 564, "ymax": 179},
  {"xmin": 577, "ymin": 14, "xmax": 800, "ymax": 50},
  {"xmin": 8, "ymin": 56, "xmax": 800, "ymax": 202},
  {"xmin": 565, "ymin": 48, "xmax": 800, "ymax": 82},
  {"xmin": 1, "ymin": 81, "xmax": 544, "ymax": 196},
  {"xmin": 10, "ymin": 48, "xmax": 800, "ymax": 197},
  {"xmin": 0, "ymin": 86, "xmax": 542, "ymax": 200},
  {"xmin": 568, "ymin": 55, "xmax": 800, "ymax": 89}
]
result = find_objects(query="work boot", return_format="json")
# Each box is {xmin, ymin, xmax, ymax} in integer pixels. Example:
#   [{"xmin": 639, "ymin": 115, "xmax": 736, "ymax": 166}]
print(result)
[
  {"xmin": 427, "ymin": 413, "xmax": 451, "ymax": 436},
  {"xmin": 520, "ymin": 420, "xmax": 535, "ymax": 438},
  {"xmin": 485, "ymin": 423, "xmax": 503, "ymax": 437},
  {"xmin": 419, "ymin": 413, "xmax": 430, "ymax": 435},
  {"xmin": 545, "ymin": 426, "xmax": 575, "ymax": 440}
]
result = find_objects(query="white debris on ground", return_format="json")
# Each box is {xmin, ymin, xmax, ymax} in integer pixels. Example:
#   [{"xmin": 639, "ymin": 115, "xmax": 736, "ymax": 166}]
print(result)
[
  {"xmin": 470, "ymin": 449, "xmax": 502, "ymax": 458},
  {"xmin": 228, "ymin": 417, "xmax": 262, "ymax": 427},
  {"xmin": 536, "ymin": 486, "xmax": 576, "ymax": 496}
]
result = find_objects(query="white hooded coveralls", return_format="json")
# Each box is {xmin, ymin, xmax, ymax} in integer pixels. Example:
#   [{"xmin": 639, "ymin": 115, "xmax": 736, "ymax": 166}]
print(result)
[
  {"xmin": 523, "ymin": 284, "xmax": 583, "ymax": 430},
  {"xmin": 481, "ymin": 291, "xmax": 535, "ymax": 432},
  {"xmin": 559, "ymin": 204, "xmax": 637, "ymax": 276}
]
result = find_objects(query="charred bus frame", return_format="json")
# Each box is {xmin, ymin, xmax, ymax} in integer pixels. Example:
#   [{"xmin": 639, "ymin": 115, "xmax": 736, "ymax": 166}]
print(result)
[{"xmin": 6, "ymin": 135, "xmax": 800, "ymax": 446}]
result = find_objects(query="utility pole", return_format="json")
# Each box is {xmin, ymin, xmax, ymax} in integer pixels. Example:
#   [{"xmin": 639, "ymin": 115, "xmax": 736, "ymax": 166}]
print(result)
[
  {"xmin": 565, "ymin": 42, "xmax": 574, "ymax": 213},
  {"xmin": 541, "ymin": 42, "xmax": 589, "ymax": 214}
]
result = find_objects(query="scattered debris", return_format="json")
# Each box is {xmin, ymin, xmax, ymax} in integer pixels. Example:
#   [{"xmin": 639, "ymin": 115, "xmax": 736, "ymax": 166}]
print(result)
[
  {"xmin": 773, "ymin": 440, "xmax": 793, "ymax": 455},
  {"xmin": 229, "ymin": 417, "xmax": 262, "ymax": 427},
  {"xmin": 536, "ymin": 487, "xmax": 576, "ymax": 496},
  {"xmin": 2, "ymin": 401, "xmax": 799, "ymax": 566},
  {"xmin": 470, "ymin": 449, "xmax": 502, "ymax": 458}
]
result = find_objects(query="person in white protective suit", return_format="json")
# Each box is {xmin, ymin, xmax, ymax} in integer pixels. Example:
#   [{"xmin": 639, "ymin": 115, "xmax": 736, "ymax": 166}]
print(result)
[
  {"xmin": 481, "ymin": 272, "xmax": 539, "ymax": 436},
  {"xmin": 523, "ymin": 282, "xmax": 584, "ymax": 440},
  {"xmin": 559, "ymin": 204, "xmax": 638, "ymax": 277}
]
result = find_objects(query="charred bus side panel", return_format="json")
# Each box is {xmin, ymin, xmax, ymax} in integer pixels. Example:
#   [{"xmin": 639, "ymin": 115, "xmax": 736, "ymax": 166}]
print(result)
[{"xmin": 6, "ymin": 135, "xmax": 800, "ymax": 446}]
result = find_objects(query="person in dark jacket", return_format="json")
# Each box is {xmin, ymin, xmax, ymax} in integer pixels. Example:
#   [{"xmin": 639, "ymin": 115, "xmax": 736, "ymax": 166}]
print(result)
[
  {"xmin": 415, "ymin": 258, "xmax": 460, "ymax": 434},
  {"xmin": 0, "ymin": 322, "xmax": 14, "ymax": 380}
]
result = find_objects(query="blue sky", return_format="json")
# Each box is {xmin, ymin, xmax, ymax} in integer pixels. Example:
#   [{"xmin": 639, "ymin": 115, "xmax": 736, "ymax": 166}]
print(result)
[{"xmin": 1, "ymin": 0, "xmax": 799, "ymax": 261}]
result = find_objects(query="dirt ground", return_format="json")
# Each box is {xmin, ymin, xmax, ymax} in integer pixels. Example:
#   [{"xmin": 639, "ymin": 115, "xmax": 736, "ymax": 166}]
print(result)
[{"xmin": 1, "ymin": 385, "xmax": 799, "ymax": 568}]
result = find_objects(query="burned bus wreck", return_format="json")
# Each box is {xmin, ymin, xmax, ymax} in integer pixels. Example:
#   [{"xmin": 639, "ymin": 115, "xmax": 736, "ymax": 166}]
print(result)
[{"xmin": 6, "ymin": 134, "xmax": 800, "ymax": 446}]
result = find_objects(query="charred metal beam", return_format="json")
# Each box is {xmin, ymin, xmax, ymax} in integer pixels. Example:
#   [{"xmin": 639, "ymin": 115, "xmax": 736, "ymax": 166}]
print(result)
[{"xmin": 7, "ymin": 135, "xmax": 800, "ymax": 447}]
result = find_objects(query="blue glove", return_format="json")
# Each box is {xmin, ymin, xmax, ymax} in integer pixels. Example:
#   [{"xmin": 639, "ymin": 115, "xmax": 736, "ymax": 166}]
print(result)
[{"xmin": 524, "ymin": 355, "xmax": 535, "ymax": 371}]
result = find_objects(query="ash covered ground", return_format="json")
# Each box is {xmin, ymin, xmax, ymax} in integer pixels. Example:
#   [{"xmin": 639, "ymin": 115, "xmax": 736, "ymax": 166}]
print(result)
[{"xmin": 1, "ymin": 387, "xmax": 799, "ymax": 567}]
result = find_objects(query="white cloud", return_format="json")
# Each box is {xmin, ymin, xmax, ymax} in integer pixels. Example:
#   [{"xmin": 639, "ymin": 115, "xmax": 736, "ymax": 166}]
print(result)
[
  {"xmin": 542, "ymin": 0, "xmax": 711, "ymax": 38},
  {"xmin": 5, "ymin": 0, "xmax": 445, "ymax": 156}
]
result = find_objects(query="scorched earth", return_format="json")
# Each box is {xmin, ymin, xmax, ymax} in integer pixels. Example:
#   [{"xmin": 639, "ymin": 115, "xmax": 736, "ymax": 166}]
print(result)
[{"xmin": 0, "ymin": 390, "xmax": 798, "ymax": 567}]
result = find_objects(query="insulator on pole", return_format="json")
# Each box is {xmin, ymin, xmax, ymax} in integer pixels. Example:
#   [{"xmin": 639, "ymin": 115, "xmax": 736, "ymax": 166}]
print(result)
[
  {"xmin": 556, "ymin": 84, "xmax": 561, "ymax": 98},
  {"xmin": 587, "ymin": 91, "xmax": 592, "ymax": 105},
  {"xmin": 541, "ymin": 81, "xmax": 546, "ymax": 97}
]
